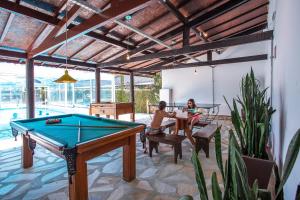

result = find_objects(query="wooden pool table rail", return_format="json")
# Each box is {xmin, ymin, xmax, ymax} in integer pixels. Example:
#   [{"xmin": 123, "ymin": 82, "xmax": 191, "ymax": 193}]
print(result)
[{"xmin": 10, "ymin": 118, "xmax": 145, "ymax": 200}]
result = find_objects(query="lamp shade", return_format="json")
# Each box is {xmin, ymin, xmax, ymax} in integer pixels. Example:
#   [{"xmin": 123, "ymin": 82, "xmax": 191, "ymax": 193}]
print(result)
[{"xmin": 54, "ymin": 70, "xmax": 77, "ymax": 83}]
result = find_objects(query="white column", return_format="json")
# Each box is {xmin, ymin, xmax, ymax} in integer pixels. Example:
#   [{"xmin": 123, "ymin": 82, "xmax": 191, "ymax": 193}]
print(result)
[
  {"xmin": 64, "ymin": 83, "xmax": 67, "ymax": 107},
  {"xmin": 111, "ymin": 74, "xmax": 116, "ymax": 102},
  {"xmin": 90, "ymin": 79, "xmax": 93, "ymax": 103},
  {"xmin": 72, "ymin": 83, "xmax": 75, "ymax": 106}
]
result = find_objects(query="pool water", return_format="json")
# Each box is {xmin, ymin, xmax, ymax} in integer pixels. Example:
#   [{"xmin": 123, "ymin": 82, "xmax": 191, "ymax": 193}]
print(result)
[{"xmin": 0, "ymin": 108, "xmax": 65, "ymax": 140}]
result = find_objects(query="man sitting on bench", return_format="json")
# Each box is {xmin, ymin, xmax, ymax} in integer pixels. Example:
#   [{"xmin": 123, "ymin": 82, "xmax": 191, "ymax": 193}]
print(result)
[
  {"xmin": 140, "ymin": 101, "xmax": 175, "ymax": 152},
  {"xmin": 149, "ymin": 101, "xmax": 176, "ymax": 135}
]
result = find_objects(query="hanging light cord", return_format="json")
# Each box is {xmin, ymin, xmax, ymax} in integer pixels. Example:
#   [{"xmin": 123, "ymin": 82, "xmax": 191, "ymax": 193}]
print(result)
[{"xmin": 65, "ymin": 3, "xmax": 68, "ymax": 67}]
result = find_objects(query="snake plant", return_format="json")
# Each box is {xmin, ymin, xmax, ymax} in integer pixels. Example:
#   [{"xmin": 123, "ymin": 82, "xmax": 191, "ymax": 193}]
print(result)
[
  {"xmin": 224, "ymin": 68, "xmax": 275, "ymax": 159},
  {"xmin": 179, "ymin": 128, "xmax": 300, "ymax": 200},
  {"xmin": 190, "ymin": 128, "xmax": 263, "ymax": 200}
]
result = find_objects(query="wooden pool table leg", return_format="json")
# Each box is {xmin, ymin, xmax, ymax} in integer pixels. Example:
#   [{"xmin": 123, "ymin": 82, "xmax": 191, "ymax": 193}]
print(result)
[
  {"xmin": 69, "ymin": 155, "xmax": 88, "ymax": 200},
  {"xmin": 123, "ymin": 135, "xmax": 136, "ymax": 181},
  {"xmin": 22, "ymin": 135, "xmax": 33, "ymax": 168}
]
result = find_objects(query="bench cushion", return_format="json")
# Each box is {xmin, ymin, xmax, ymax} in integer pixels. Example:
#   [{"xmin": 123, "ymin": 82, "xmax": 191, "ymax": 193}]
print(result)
[
  {"xmin": 192, "ymin": 124, "xmax": 218, "ymax": 140},
  {"xmin": 147, "ymin": 133, "xmax": 186, "ymax": 145}
]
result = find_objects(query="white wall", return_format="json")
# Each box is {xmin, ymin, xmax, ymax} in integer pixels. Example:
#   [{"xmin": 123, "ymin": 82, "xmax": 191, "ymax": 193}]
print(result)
[
  {"xmin": 268, "ymin": 0, "xmax": 300, "ymax": 198},
  {"xmin": 162, "ymin": 41, "xmax": 268, "ymax": 115}
]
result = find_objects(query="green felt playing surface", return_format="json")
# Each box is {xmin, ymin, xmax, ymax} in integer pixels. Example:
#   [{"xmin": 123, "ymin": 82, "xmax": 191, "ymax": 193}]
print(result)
[{"xmin": 11, "ymin": 114, "xmax": 143, "ymax": 148}]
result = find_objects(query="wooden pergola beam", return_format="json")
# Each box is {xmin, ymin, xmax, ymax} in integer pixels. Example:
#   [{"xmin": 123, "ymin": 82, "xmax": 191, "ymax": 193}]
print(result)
[
  {"xmin": 160, "ymin": 0, "xmax": 186, "ymax": 23},
  {"xmin": 0, "ymin": 48, "xmax": 158, "ymax": 76},
  {"xmin": 0, "ymin": 0, "xmax": 136, "ymax": 51},
  {"xmin": 27, "ymin": 24, "xmax": 49, "ymax": 52},
  {"xmin": 135, "ymin": 54, "xmax": 268, "ymax": 72},
  {"xmin": 0, "ymin": 13, "xmax": 15, "ymax": 42},
  {"xmin": 161, "ymin": 0, "xmax": 207, "ymax": 43},
  {"xmin": 43, "ymin": 5, "xmax": 81, "ymax": 42},
  {"xmin": 34, "ymin": 55, "xmax": 96, "ymax": 68},
  {"xmin": 228, "ymin": 22, "xmax": 268, "ymax": 38},
  {"xmin": 0, "ymin": 49, "xmax": 27, "ymax": 58},
  {"xmin": 0, "ymin": 48, "xmax": 133, "ymax": 72},
  {"xmin": 98, "ymin": 31, "xmax": 273, "ymax": 67},
  {"xmin": 0, "ymin": 0, "xmax": 59, "ymax": 25},
  {"xmin": 109, "ymin": 0, "xmax": 249, "ymax": 62},
  {"xmin": 29, "ymin": 0, "xmax": 153, "ymax": 58},
  {"xmin": 86, "ymin": 31, "xmax": 135, "ymax": 49}
]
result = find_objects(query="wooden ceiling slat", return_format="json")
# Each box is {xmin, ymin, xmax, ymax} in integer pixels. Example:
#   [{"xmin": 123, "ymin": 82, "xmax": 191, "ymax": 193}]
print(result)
[
  {"xmin": 160, "ymin": 0, "xmax": 208, "ymax": 43},
  {"xmin": 27, "ymin": 24, "xmax": 49, "ymax": 51},
  {"xmin": 209, "ymin": 18, "xmax": 267, "ymax": 41},
  {"xmin": 136, "ymin": 54, "xmax": 268, "ymax": 72},
  {"xmin": 0, "ymin": 1, "xmax": 136, "ymax": 51},
  {"xmin": 41, "ymin": 5, "xmax": 81, "ymax": 50},
  {"xmin": 208, "ymin": 13, "xmax": 268, "ymax": 39},
  {"xmin": 48, "ymin": 44, "xmax": 63, "ymax": 56},
  {"xmin": 0, "ymin": 0, "xmax": 59, "ymax": 25},
  {"xmin": 0, "ymin": 13, "xmax": 15, "ymax": 42},
  {"xmin": 109, "ymin": 0, "xmax": 250, "ymax": 63},
  {"xmin": 69, "ymin": 40, "xmax": 95, "ymax": 58},
  {"xmin": 204, "ymin": 2, "xmax": 268, "ymax": 32},
  {"xmin": 0, "ymin": 0, "xmax": 270, "ymax": 76},
  {"xmin": 97, "ymin": 49, "xmax": 126, "ymax": 63},
  {"xmin": 223, "ymin": 22, "xmax": 268, "ymax": 39},
  {"xmin": 29, "ymin": 0, "xmax": 153, "ymax": 58},
  {"xmin": 84, "ymin": 45, "xmax": 112, "ymax": 61},
  {"xmin": 144, "ymin": 22, "xmax": 268, "ymax": 72},
  {"xmin": 98, "ymin": 31, "xmax": 272, "ymax": 67}
]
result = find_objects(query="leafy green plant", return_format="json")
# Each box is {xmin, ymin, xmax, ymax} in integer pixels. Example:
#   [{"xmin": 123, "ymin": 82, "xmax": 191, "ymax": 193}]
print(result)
[
  {"xmin": 224, "ymin": 68, "xmax": 275, "ymax": 159},
  {"xmin": 190, "ymin": 128, "xmax": 262, "ymax": 200},
  {"xmin": 115, "ymin": 73, "xmax": 161, "ymax": 113},
  {"xmin": 115, "ymin": 75, "xmax": 130, "ymax": 103},
  {"xmin": 180, "ymin": 128, "xmax": 300, "ymax": 200},
  {"xmin": 274, "ymin": 129, "xmax": 300, "ymax": 200},
  {"xmin": 148, "ymin": 72, "xmax": 162, "ymax": 104}
]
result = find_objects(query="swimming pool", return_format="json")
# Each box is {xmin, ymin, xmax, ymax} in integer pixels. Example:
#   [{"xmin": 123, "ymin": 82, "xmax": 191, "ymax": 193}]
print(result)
[{"xmin": 0, "ymin": 108, "xmax": 65, "ymax": 140}]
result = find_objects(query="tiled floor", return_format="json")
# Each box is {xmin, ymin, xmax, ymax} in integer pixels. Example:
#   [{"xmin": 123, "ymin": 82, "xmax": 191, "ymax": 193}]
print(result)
[{"xmin": 0, "ymin": 115, "xmax": 232, "ymax": 200}]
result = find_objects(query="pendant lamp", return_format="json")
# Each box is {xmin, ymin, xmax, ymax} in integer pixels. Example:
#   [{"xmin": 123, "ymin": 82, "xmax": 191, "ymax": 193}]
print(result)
[{"xmin": 54, "ymin": 2, "xmax": 77, "ymax": 83}]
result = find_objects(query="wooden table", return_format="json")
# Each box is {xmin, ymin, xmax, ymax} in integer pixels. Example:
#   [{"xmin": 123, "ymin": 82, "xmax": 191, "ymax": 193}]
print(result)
[
  {"xmin": 173, "ymin": 110, "xmax": 190, "ymax": 135},
  {"xmin": 172, "ymin": 110, "xmax": 195, "ymax": 145},
  {"xmin": 89, "ymin": 102, "xmax": 135, "ymax": 121},
  {"xmin": 10, "ymin": 114, "xmax": 145, "ymax": 200}
]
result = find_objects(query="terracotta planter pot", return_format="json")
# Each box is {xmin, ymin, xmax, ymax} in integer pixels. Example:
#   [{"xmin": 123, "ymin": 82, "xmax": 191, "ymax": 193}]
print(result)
[{"xmin": 242, "ymin": 156, "xmax": 274, "ymax": 189}]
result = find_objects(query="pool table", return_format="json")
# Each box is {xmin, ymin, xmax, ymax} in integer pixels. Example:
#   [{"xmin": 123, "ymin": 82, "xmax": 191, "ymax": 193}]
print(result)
[{"xmin": 10, "ymin": 114, "xmax": 145, "ymax": 200}]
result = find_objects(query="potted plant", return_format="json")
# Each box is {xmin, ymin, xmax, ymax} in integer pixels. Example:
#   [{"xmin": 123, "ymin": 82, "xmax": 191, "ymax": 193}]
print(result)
[
  {"xmin": 179, "ymin": 128, "xmax": 300, "ymax": 200},
  {"xmin": 224, "ymin": 68, "xmax": 276, "ymax": 189}
]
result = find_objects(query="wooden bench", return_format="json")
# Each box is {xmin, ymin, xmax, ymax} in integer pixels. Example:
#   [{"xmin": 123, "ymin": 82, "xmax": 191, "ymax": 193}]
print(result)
[
  {"xmin": 140, "ymin": 119, "xmax": 176, "ymax": 149},
  {"xmin": 192, "ymin": 124, "xmax": 219, "ymax": 157},
  {"xmin": 147, "ymin": 133, "xmax": 186, "ymax": 164}
]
